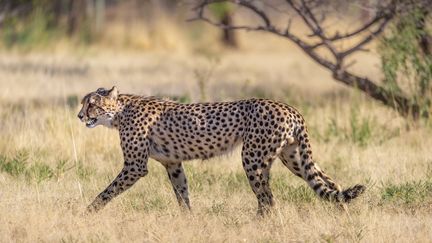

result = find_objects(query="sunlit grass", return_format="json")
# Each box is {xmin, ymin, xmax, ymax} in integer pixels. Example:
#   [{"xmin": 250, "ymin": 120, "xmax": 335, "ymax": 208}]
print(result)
[{"xmin": 0, "ymin": 47, "xmax": 431, "ymax": 241}]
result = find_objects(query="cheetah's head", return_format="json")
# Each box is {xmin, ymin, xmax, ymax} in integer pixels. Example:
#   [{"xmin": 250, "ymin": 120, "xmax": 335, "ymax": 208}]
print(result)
[{"xmin": 77, "ymin": 86, "xmax": 119, "ymax": 128}]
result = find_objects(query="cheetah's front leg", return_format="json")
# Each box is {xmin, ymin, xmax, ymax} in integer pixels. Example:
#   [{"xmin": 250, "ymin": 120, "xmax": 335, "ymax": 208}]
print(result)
[
  {"xmin": 87, "ymin": 163, "xmax": 148, "ymax": 212},
  {"xmin": 87, "ymin": 138, "xmax": 150, "ymax": 212}
]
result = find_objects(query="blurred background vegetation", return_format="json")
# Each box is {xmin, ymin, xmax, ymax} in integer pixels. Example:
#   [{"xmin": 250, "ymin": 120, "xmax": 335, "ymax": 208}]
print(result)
[
  {"xmin": 0, "ymin": 0, "xmax": 432, "ymax": 119},
  {"xmin": 0, "ymin": 0, "xmax": 430, "ymax": 119},
  {"xmin": 0, "ymin": 0, "xmax": 184, "ymax": 48},
  {"xmin": 0, "ymin": 0, "xmax": 239, "ymax": 50}
]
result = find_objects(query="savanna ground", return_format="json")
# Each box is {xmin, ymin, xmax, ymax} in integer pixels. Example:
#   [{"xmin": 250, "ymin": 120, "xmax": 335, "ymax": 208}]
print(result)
[{"xmin": 1, "ymin": 17, "xmax": 432, "ymax": 242}]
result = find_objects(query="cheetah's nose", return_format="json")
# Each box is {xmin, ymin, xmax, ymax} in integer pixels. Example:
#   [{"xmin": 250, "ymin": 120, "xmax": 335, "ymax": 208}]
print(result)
[{"xmin": 78, "ymin": 113, "xmax": 84, "ymax": 120}]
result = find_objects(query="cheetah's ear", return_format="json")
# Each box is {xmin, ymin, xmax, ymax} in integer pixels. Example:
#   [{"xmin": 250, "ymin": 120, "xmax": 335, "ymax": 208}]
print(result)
[{"xmin": 108, "ymin": 86, "xmax": 118, "ymax": 99}]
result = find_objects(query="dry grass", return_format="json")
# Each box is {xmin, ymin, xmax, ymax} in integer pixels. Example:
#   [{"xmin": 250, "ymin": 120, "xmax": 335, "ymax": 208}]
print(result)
[{"xmin": 1, "ymin": 30, "xmax": 432, "ymax": 242}]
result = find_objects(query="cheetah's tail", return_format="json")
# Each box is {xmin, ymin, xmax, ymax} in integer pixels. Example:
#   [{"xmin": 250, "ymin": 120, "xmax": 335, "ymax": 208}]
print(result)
[
  {"xmin": 307, "ymin": 166, "xmax": 366, "ymax": 203},
  {"xmin": 308, "ymin": 166, "xmax": 366, "ymax": 203},
  {"xmin": 336, "ymin": 184, "xmax": 366, "ymax": 203},
  {"xmin": 323, "ymin": 184, "xmax": 366, "ymax": 203},
  {"xmin": 292, "ymin": 125, "xmax": 366, "ymax": 203}
]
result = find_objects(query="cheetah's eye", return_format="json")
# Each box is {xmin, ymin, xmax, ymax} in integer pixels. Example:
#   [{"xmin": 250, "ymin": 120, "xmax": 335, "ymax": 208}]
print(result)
[
  {"xmin": 89, "ymin": 103, "xmax": 98, "ymax": 109},
  {"xmin": 90, "ymin": 104, "xmax": 105, "ymax": 113}
]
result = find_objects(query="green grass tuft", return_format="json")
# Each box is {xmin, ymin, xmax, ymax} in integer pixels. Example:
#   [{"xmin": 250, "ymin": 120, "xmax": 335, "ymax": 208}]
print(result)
[
  {"xmin": 76, "ymin": 161, "xmax": 96, "ymax": 181},
  {"xmin": 0, "ymin": 151, "xmax": 29, "ymax": 177},
  {"xmin": 272, "ymin": 174, "xmax": 316, "ymax": 203},
  {"xmin": 381, "ymin": 180, "xmax": 432, "ymax": 204},
  {"xmin": 26, "ymin": 163, "xmax": 54, "ymax": 184}
]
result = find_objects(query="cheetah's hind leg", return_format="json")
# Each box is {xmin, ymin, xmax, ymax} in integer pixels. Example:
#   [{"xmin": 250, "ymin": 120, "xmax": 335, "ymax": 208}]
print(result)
[
  {"xmin": 241, "ymin": 144, "xmax": 275, "ymax": 215},
  {"xmin": 165, "ymin": 163, "xmax": 191, "ymax": 210}
]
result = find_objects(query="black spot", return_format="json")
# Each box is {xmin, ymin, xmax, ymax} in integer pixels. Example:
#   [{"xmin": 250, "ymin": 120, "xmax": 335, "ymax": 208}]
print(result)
[
  {"xmin": 307, "ymin": 173, "xmax": 316, "ymax": 181},
  {"xmin": 319, "ymin": 190, "xmax": 325, "ymax": 197}
]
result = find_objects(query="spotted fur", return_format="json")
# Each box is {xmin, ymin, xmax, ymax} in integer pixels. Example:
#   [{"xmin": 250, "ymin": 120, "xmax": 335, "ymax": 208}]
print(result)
[{"xmin": 78, "ymin": 86, "xmax": 365, "ymax": 214}]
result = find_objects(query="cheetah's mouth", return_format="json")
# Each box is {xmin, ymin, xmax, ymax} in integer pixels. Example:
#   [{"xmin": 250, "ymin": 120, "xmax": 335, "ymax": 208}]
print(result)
[{"xmin": 86, "ymin": 118, "xmax": 97, "ymax": 128}]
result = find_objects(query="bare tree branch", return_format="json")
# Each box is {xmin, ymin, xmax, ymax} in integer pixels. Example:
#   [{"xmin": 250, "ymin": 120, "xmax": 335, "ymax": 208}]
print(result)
[
  {"xmin": 190, "ymin": 0, "xmax": 424, "ymax": 117},
  {"xmin": 337, "ymin": 17, "xmax": 391, "ymax": 59},
  {"xmin": 327, "ymin": 11, "xmax": 387, "ymax": 41},
  {"xmin": 287, "ymin": 0, "xmax": 340, "ymax": 60}
]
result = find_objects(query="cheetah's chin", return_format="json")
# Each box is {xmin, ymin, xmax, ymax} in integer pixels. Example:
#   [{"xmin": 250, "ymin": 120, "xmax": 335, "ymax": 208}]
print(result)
[{"xmin": 86, "ymin": 118, "xmax": 97, "ymax": 128}]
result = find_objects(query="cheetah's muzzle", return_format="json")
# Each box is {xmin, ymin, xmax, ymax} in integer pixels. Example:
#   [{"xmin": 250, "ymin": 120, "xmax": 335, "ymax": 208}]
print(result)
[{"xmin": 86, "ymin": 118, "xmax": 97, "ymax": 128}]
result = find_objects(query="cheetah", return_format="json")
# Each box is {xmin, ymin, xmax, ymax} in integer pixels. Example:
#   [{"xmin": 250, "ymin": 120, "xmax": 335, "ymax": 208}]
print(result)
[{"xmin": 78, "ymin": 86, "xmax": 365, "ymax": 214}]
